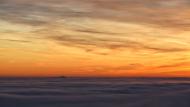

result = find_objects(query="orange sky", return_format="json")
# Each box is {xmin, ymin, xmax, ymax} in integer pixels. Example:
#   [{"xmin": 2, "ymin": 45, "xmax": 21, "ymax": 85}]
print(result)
[{"xmin": 0, "ymin": 0, "xmax": 190, "ymax": 77}]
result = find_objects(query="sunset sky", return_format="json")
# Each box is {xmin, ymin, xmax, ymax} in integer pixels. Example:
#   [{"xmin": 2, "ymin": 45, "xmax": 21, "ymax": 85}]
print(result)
[{"xmin": 0, "ymin": 0, "xmax": 190, "ymax": 77}]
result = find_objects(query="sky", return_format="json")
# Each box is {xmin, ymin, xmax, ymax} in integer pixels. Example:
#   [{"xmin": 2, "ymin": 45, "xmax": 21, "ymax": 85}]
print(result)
[{"xmin": 0, "ymin": 0, "xmax": 190, "ymax": 77}]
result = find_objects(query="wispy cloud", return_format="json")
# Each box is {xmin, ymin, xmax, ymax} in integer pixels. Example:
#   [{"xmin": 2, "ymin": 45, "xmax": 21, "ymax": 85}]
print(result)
[
  {"xmin": 156, "ymin": 62, "xmax": 190, "ymax": 69},
  {"xmin": 41, "ymin": 19, "xmax": 189, "ymax": 53},
  {"xmin": 1, "ymin": 0, "xmax": 190, "ymax": 30},
  {"xmin": 0, "ymin": 0, "xmax": 189, "ymax": 53},
  {"xmin": 0, "ymin": 39, "xmax": 31, "ymax": 43},
  {"xmin": 49, "ymin": 34, "xmax": 189, "ymax": 53}
]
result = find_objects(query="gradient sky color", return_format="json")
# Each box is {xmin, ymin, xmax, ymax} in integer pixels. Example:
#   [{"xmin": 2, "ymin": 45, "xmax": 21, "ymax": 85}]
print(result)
[{"xmin": 0, "ymin": 0, "xmax": 190, "ymax": 77}]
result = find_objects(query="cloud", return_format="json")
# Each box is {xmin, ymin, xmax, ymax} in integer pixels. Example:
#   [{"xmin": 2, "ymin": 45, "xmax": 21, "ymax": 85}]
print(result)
[
  {"xmin": 86, "ymin": 63, "xmax": 143, "ymax": 73},
  {"xmin": 0, "ymin": 39, "xmax": 31, "ymax": 43},
  {"xmin": 0, "ymin": 0, "xmax": 190, "ymax": 30},
  {"xmin": 44, "ymin": 22, "xmax": 189, "ymax": 53},
  {"xmin": 0, "ymin": 0, "xmax": 190, "ymax": 54},
  {"xmin": 141, "ymin": 45, "xmax": 189, "ymax": 53},
  {"xmin": 47, "ymin": 34, "xmax": 189, "ymax": 53},
  {"xmin": 74, "ymin": 29, "xmax": 118, "ymax": 35},
  {"xmin": 156, "ymin": 62, "xmax": 190, "ymax": 69}
]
